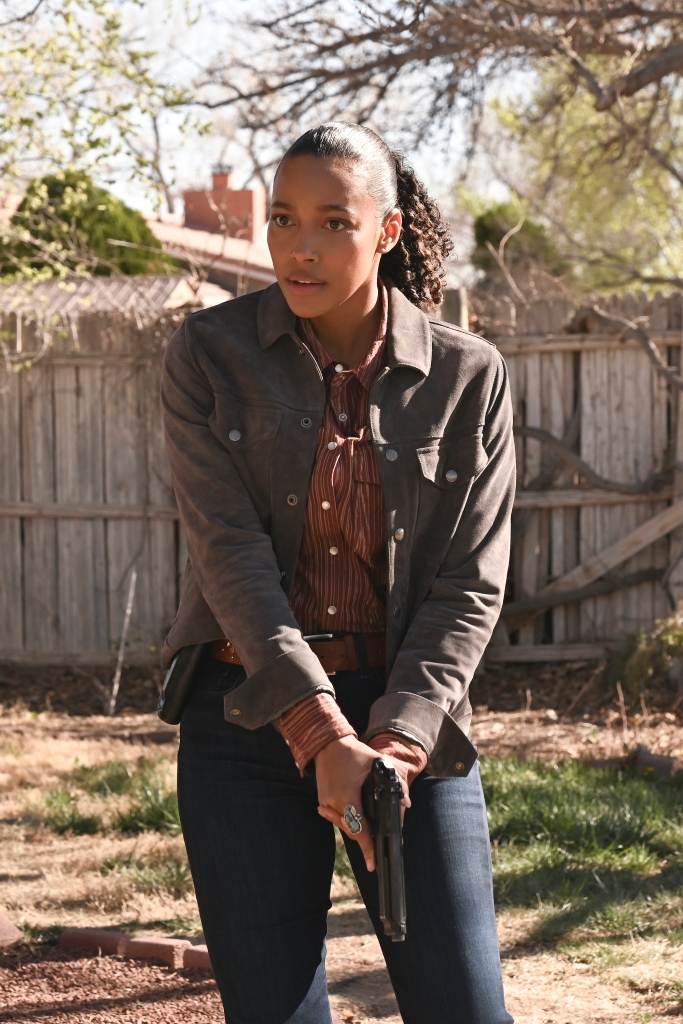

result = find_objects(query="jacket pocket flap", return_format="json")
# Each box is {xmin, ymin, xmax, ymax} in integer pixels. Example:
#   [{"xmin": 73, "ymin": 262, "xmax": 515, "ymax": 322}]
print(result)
[
  {"xmin": 416, "ymin": 435, "xmax": 488, "ymax": 488},
  {"xmin": 210, "ymin": 402, "xmax": 282, "ymax": 449}
]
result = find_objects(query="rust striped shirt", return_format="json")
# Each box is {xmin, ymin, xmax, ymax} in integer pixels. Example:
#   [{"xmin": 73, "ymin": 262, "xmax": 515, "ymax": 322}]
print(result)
[
  {"xmin": 287, "ymin": 284, "xmax": 388, "ymax": 635},
  {"xmin": 279, "ymin": 282, "xmax": 428, "ymax": 782}
]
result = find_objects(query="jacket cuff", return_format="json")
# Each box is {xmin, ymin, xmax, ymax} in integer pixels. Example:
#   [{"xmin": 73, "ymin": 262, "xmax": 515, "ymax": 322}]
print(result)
[
  {"xmin": 223, "ymin": 646, "xmax": 335, "ymax": 729},
  {"xmin": 363, "ymin": 691, "xmax": 477, "ymax": 777},
  {"xmin": 279, "ymin": 693, "xmax": 356, "ymax": 775}
]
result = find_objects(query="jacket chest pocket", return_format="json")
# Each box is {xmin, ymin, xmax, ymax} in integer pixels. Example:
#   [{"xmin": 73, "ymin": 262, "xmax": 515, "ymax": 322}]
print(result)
[
  {"xmin": 210, "ymin": 396, "xmax": 282, "ymax": 451},
  {"xmin": 416, "ymin": 433, "xmax": 488, "ymax": 490}
]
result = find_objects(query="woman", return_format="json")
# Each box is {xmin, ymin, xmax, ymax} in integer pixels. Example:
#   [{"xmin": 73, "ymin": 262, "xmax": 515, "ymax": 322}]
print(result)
[{"xmin": 162, "ymin": 122, "xmax": 515, "ymax": 1024}]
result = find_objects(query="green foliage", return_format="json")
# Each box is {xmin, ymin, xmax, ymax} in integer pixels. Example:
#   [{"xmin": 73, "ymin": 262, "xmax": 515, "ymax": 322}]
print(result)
[
  {"xmin": 490, "ymin": 69, "xmax": 683, "ymax": 295},
  {"xmin": 113, "ymin": 769, "xmax": 181, "ymax": 835},
  {"xmin": 102, "ymin": 852, "xmax": 193, "ymax": 896},
  {"xmin": 0, "ymin": 171, "xmax": 175, "ymax": 279},
  {"xmin": 44, "ymin": 788, "xmax": 102, "ymax": 835},
  {"xmin": 598, "ymin": 608, "xmax": 683, "ymax": 702},
  {"xmin": 482, "ymin": 757, "xmax": 683, "ymax": 943},
  {"xmin": 0, "ymin": 0, "xmax": 198, "ymax": 197},
  {"xmin": 472, "ymin": 200, "xmax": 568, "ymax": 278}
]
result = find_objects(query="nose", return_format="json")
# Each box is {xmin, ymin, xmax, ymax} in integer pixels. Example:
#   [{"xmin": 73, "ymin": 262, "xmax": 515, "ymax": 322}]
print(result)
[{"xmin": 290, "ymin": 227, "xmax": 318, "ymax": 263}]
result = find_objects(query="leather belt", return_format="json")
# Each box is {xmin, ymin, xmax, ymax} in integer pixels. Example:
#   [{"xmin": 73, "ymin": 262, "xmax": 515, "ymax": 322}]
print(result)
[{"xmin": 210, "ymin": 633, "xmax": 386, "ymax": 675}]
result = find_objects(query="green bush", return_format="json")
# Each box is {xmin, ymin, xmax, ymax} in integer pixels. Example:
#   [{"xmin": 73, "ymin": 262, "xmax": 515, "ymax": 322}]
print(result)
[
  {"xmin": 598, "ymin": 606, "xmax": 683, "ymax": 701},
  {"xmin": 0, "ymin": 170, "xmax": 176, "ymax": 278},
  {"xmin": 44, "ymin": 788, "xmax": 101, "ymax": 835}
]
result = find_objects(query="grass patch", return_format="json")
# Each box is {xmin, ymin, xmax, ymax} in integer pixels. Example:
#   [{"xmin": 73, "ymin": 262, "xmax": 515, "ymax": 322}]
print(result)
[
  {"xmin": 113, "ymin": 770, "xmax": 181, "ymax": 835},
  {"xmin": 44, "ymin": 788, "xmax": 101, "ymax": 835},
  {"xmin": 482, "ymin": 757, "xmax": 683, "ymax": 945},
  {"xmin": 74, "ymin": 760, "xmax": 135, "ymax": 796},
  {"xmin": 102, "ymin": 853, "xmax": 192, "ymax": 896}
]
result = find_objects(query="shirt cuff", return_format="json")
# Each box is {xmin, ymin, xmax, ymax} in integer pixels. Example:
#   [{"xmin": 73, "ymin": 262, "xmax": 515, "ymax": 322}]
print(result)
[
  {"xmin": 369, "ymin": 732, "xmax": 428, "ymax": 791},
  {"xmin": 278, "ymin": 692, "xmax": 357, "ymax": 775}
]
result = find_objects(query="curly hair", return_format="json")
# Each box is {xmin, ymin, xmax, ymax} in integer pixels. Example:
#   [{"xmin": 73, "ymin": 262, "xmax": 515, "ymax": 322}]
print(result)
[{"xmin": 281, "ymin": 123, "xmax": 453, "ymax": 311}]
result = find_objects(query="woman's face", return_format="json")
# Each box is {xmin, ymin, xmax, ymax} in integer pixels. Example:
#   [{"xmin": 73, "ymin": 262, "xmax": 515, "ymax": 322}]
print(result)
[{"xmin": 267, "ymin": 154, "xmax": 401, "ymax": 319}]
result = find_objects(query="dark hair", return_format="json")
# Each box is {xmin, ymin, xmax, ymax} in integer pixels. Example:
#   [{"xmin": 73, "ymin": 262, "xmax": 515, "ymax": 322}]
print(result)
[{"xmin": 281, "ymin": 122, "xmax": 453, "ymax": 311}]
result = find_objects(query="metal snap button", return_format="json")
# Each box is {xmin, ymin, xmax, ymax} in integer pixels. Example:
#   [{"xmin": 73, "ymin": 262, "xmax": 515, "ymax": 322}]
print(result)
[
  {"xmin": 338, "ymin": 412, "xmax": 347, "ymax": 422},
  {"xmin": 334, "ymin": 363, "xmax": 344, "ymax": 373},
  {"xmin": 321, "ymin": 500, "xmax": 331, "ymax": 510},
  {"xmin": 230, "ymin": 708, "xmax": 241, "ymax": 717},
  {"xmin": 228, "ymin": 429, "xmax": 241, "ymax": 442},
  {"xmin": 445, "ymin": 469, "xmax": 458, "ymax": 483},
  {"xmin": 327, "ymin": 441, "xmax": 338, "ymax": 450},
  {"xmin": 287, "ymin": 494, "xmax": 298, "ymax": 506},
  {"xmin": 327, "ymin": 605, "xmax": 337, "ymax": 615},
  {"xmin": 454, "ymin": 761, "xmax": 465, "ymax": 772},
  {"xmin": 386, "ymin": 449, "xmax": 398, "ymax": 462},
  {"xmin": 394, "ymin": 527, "xmax": 405, "ymax": 541},
  {"xmin": 329, "ymin": 546, "xmax": 338, "ymax": 555},
  {"xmin": 301, "ymin": 417, "xmax": 312, "ymax": 428}
]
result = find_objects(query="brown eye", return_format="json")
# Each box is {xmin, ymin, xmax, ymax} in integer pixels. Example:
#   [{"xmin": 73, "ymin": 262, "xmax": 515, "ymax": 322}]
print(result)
[
  {"xmin": 273, "ymin": 215, "xmax": 291, "ymax": 227},
  {"xmin": 327, "ymin": 219, "xmax": 345, "ymax": 231}
]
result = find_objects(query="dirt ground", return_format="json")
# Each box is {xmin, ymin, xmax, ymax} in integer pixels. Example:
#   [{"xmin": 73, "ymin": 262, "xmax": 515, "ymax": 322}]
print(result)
[{"xmin": 0, "ymin": 660, "xmax": 682, "ymax": 1022}]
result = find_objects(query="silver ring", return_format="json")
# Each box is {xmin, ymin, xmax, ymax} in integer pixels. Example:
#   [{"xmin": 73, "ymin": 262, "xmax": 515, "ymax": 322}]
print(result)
[{"xmin": 343, "ymin": 804, "xmax": 363, "ymax": 835}]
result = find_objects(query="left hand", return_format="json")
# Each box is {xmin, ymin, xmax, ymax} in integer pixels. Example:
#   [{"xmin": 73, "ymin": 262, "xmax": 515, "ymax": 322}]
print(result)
[{"xmin": 315, "ymin": 735, "xmax": 410, "ymax": 871}]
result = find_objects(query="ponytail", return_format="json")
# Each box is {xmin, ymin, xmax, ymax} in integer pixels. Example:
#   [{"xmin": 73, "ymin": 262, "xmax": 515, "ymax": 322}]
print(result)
[{"xmin": 380, "ymin": 155, "xmax": 453, "ymax": 311}]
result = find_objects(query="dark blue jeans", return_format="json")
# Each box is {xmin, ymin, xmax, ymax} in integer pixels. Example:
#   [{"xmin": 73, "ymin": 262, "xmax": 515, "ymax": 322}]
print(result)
[{"xmin": 178, "ymin": 658, "xmax": 513, "ymax": 1024}]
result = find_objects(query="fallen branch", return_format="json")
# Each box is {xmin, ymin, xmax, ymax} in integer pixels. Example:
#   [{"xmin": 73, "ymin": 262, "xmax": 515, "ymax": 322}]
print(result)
[
  {"xmin": 503, "ymin": 568, "xmax": 663, "ymax": 621},
  {"xmin": 514, "ymin": 425, "xmax": 670, "ymax": 495}
]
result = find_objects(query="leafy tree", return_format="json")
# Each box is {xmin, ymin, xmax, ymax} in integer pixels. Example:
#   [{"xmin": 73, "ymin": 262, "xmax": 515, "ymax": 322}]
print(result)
[
  {"xmin": 0, "ymin": 171, "xmax": 175, "ymax": 279},
  {"xmin": 488, "ymin": 72, "xmax": 683, "ymax": 294},
  {"xmin": 0, "ymin": 0, "xmax": 196, "ymax": 209}
]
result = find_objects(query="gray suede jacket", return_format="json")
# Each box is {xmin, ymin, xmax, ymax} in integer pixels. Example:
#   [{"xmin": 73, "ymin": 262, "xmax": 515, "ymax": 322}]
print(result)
[{"xmin": 161, "ymin": 278, "xmax": 515, "ymax": 777}]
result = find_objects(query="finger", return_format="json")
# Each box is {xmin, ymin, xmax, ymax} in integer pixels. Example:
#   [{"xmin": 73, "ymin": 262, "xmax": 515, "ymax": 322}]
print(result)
[
  {"xmin": 317, "ymin": 805, "xmax": 342, "ymax": 826},
  {"xmin": 355, "ymin": 826, "xmax": 376, "ymax": 872}
]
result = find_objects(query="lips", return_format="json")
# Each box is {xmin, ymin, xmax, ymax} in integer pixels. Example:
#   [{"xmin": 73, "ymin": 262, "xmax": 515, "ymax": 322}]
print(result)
[{"xmin": 286, "ymin": 276, "xmax": 325, "ymax": 294}]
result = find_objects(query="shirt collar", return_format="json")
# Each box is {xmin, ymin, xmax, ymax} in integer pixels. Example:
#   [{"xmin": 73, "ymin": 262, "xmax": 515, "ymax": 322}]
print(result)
[{"xmin": 298, "ymin": 278, "xmax": 388, "ymax": 391}]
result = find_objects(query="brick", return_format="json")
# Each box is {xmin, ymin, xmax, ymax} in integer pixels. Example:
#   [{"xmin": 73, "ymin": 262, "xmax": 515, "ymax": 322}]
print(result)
[
  {"xmin": 183, "ymin": 944, "xmax": 211, "ymax": 969},
  {"xmin": 124, "ymin": 936, "xmax": 191, "ymax": 969},
  {"xmin": 0, "ymin": 912, "xmax": 23, "ymax": 949},
  {"xmin": 59, "ymin": 928, "xmax": 127, "ymax": 955}
]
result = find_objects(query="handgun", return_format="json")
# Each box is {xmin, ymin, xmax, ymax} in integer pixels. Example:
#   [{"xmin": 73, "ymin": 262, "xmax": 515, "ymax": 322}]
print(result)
[{"xmin": 362, "ymin": 757, "xmax": 407, "ymax": 942}]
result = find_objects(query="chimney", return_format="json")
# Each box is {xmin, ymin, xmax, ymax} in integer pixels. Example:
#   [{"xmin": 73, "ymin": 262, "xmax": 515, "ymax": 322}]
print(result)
[
  {"xmin": 211, "ymin": 164, "xmax": 234, "ymax": 190},
  {"xmin": 183, "ymin": 165, "xmax": 265, "ymax": 243}
]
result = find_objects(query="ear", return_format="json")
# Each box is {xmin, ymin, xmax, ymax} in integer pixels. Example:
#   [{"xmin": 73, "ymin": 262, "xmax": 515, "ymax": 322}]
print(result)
[{"xmin": 377, "ymin": 208, "xmax": 402, "ymax": 255}]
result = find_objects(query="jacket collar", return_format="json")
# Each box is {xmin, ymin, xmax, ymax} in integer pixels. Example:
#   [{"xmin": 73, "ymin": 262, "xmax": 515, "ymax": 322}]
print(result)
[{"xmin": 256, "ymin": 277, "xmax": 432, "ymax": 377}]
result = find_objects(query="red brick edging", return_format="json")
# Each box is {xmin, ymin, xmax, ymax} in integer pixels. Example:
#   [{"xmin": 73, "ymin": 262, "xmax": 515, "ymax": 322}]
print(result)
[{"xmin": 59, "ymin": 927, "xmax": 210, "ymax": 970}]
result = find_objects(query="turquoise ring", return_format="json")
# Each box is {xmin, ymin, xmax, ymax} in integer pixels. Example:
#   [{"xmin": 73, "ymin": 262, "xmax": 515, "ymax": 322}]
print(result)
[{"xmin": 343, "ymin": 804, "xmax": 363, "ymax": 835}]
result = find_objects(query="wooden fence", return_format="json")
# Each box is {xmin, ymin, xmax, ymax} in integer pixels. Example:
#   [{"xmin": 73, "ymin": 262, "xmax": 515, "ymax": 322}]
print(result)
[
  {"xmin": 488, "ymin": 291, "xmax": 682, "ymax": 662},
  {"xmin": 0, "ymin": 312, "xmax": 183, "ymax": 664},
  {"xmin": 0, "ymin": 291, "xmax": 681, "ymax": 665}
]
